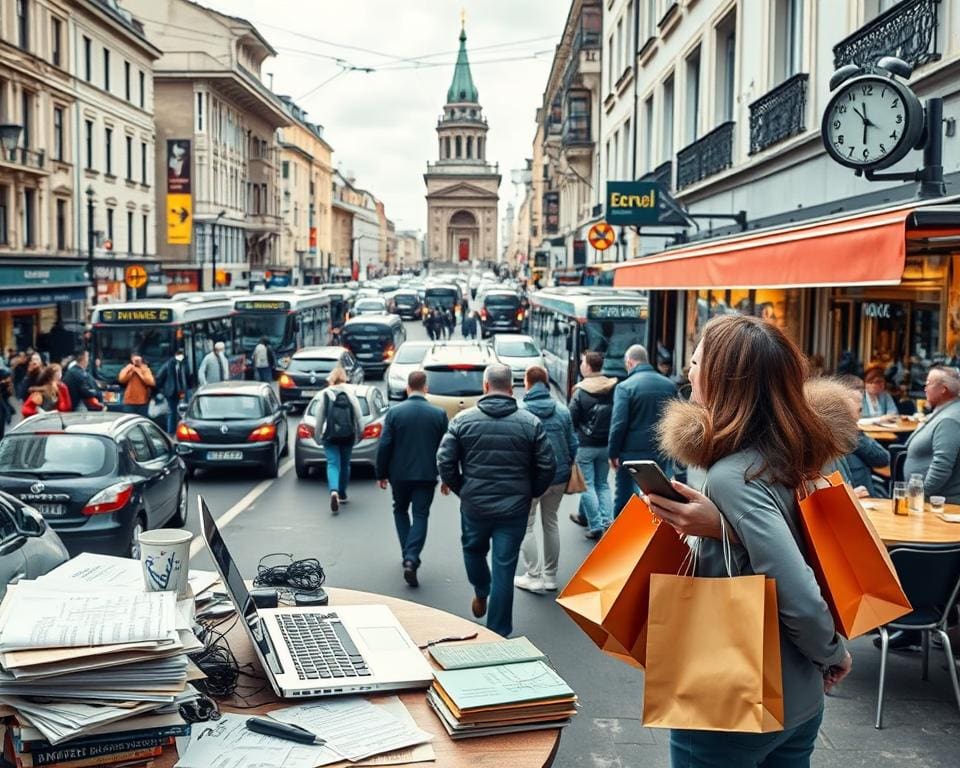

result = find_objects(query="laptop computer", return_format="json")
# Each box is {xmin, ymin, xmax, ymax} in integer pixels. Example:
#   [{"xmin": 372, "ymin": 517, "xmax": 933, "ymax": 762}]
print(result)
[{"xmin": 199, "ymin": 496, "xmax": 434, "ymax": 698}]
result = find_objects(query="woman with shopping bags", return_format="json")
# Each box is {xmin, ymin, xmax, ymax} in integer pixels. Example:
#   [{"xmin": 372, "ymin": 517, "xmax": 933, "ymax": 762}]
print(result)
[{"xmin": 644, "ymin": 314, "xmax": 857, "ymax": 768}]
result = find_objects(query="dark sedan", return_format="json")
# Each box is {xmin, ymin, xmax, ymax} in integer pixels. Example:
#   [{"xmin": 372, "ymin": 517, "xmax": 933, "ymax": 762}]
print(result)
[
  {"xmin": 277, "ymin": 346, "xmax": 364, "ymax": 409},
  {"xmin": 175, "ymin": 381, "xmax": 289, "ymax": 478},
  {"xmin": 390, "ymin": 290, "xmax": 422, "ymax": 320},
  {"xmin": 0, "ymin": 412, "xmax": 188, "ymax": 559}
]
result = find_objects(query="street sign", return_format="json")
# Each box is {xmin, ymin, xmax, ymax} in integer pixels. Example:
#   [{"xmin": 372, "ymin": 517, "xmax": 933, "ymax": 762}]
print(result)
[
  {"xmin": 605, "ymin": 181, "xmax": 664, "ymax": 226},
  {"xmin": 124, "ymin": 264, "xmax": 148, "ymax": 290},
  {"xmin": 588, "ymin": 222, "xmax": 616, "ymax": 251}
]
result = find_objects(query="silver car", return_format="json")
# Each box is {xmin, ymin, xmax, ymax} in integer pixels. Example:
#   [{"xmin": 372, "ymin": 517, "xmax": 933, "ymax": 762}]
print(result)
[
  {"xmin": 385, "ymin": 341, "xmax": 433, "ymax": 400},
  {"xmin": 0, "ymin": 490, "xmax": 69, "ymax": 599},
  {"xmin": 294, "ymin": 384, "xmax": 389, "ymax": 480},
  {"xmin": 492, "ymin": 334, "xmax": 545, "ymax": 384}
]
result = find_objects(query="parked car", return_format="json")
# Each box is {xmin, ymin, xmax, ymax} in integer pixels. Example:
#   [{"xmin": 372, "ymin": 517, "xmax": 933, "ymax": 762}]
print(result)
[
  {"xmin": 0, "ymin": 490, "xmax": 69, "ymax": 599},
  {"xmin": 385, "ymin": 341, "xmax": 432, "ymax": 401},
  {"xmin": 278, "ymin": 346, "xmax": 364, "ymax": 409},
  {"xmin": 390, "ymin": 290, "xmax": 422, "ymax": 320},
  {"xmin": 294, "ymin": 384, "xmax": 389, "ymax": 479},
  {"xmin": 492, "ymin": 334, "xmax": 545, "ymax": 384},
  {"xmin": 0, "ymin": 412, "xmax": 188, "ymax": 559},
  {"xmin": 340, "ymin": 315, "xmax": 407, "ymax": 377},
  {"xmin": 350, "ymin": 297, "xmax": 388, "ymax": 317},
  {"xmin": 175, "ymin": 381, "xmax": 289, "ymax": 478},
  {"xmin": 422, "ymin": 342, "xmax": 499, "ymax": 419},
  {"xmin": 479, "ymin": 289, "xmax": 523, "ymax": 337}
]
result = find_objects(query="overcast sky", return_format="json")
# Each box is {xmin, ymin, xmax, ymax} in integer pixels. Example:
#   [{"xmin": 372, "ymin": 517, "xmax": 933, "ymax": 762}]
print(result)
[{"xmin": 201, "ymin": 0, "xmax": 569, "ymax": 235}]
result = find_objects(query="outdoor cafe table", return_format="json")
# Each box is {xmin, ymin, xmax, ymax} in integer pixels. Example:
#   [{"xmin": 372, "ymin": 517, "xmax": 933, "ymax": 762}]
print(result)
[
  {"xmin": 863, "ymin": 498, "xmax": 960, "ymax": 546},
  {"xmin": 859, "ymin": 418, "xmax": 920, "ymax": 443}
]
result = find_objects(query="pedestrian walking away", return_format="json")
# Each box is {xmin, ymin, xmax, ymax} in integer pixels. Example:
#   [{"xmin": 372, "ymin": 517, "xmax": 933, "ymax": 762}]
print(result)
[
  {"xmin": 607, "ymin": 344, "xmax": 678, "ymax": 517},
  {"xmin": 568, "ymin": 350, "xmax": 617, "ymax": 538},
  {"xmin": 516, "ymin": 365, "xmax": 578, "ymax": 593},
  {"xmin": 375, "ymin": 370, "xmax": 448, "ymax": 587},
  {"xmin": 314, "ymin": 366, "xmax": 363, "ymax": 514},
  {"xmin": 118, "ymin": 354, "xmax": 155, "ymax": 417},
  {"xmin": 437, "ymin": 363, "xmax": 556, "ymax": 637},
  {"xmin": 155, "ymin": 348, "xmax": 192, "ymax": 433},
  {"xmin": 252, "ymin": 336, "xmax": 273, "ymax": 383},
  {"xmin": 63, "ymin": 349, "xmax": 104, "ymax": 412},
  {"xmin": 647, "ymin": 314, "xmax": 854, "ymax": 768},
  {"xmin": 197, "ymin": 341, "xmax": 231, "ymax": 386}
]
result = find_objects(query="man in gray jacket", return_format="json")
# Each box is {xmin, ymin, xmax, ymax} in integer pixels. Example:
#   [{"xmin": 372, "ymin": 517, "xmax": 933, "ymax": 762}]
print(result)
[
  {"xmin": 904, "ymin": 365, "xmax": 960, "ymax": 503},
  {"xmin": 437, "ymin": 364, "xmax": 556, "ymax": 636},
  {"xmin": 197, "ymin": 341, "xmax": 231, "ymax": 386}
]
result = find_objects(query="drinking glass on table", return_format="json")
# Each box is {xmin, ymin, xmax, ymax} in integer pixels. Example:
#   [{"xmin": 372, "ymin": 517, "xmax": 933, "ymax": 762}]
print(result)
[
  {"xmin": 892, "ymin": 481, "xmax": 909, "ymax": 516},
  {"xmin": 929, "ymin": 495, "xmax": 946, "ymax": 515},
  {"xmin": 907, "ymin": 473, "xmax": 925, "ymax": 514}
]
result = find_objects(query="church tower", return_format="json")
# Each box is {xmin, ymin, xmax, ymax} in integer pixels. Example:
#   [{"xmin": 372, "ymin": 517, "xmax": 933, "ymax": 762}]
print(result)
[{"xmin": 424, "ymin": 20, "xmax": 500, "ymax": 265}]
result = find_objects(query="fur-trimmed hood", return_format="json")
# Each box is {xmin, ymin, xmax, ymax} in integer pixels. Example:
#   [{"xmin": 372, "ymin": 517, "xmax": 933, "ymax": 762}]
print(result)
[{"xmin": 656, "ymin": 378, "xmax": 860, "ymax": 469}]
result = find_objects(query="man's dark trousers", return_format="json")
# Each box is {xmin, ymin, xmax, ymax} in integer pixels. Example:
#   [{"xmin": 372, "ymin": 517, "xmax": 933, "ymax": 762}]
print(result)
[{"xmin": 391, "ymin": 482, "xmax": 436, "ymax": 568}]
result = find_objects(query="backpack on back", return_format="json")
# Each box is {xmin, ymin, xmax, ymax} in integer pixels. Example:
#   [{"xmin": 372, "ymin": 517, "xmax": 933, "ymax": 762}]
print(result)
[
  {"xmin": 580, "ymin": 390, "xmax": 613, "ymax": 441},
  {"xmin": 323, "ymin": 390, "xmax": 356, "ymax": 444}
]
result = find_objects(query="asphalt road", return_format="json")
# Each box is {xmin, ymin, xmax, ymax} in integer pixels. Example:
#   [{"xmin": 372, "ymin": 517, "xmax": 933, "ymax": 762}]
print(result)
[{"xmin": 182, "ymin": 319, "xmax": 959, "ymax": 768}]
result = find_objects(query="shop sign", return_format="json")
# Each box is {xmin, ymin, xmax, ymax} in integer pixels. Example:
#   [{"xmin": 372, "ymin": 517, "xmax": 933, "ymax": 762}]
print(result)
[
  {"xmin": 98, "ymin": 308, "xmax": 173, "ymax": 323},
  {"xmin": 0, "ymin": 264, "xmax": 88, "ymax": 288},
  {"xmin": 862, "ymin": 302, "xmax": 892, "ymax": 319},
  {"xmin": 309, "ymin": 227, "xmax": 317, "ymax": 251},
  {"xmin": 605, "ymin": 181, "xmax": 664, "ymax": 226},
  {"xmin": 0, "ymin": 288, "xmax": 87, "ymax": 309}
]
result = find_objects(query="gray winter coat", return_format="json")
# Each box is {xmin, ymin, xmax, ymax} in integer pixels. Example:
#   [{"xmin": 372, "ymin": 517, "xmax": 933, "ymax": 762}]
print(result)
[{"xmin": 521, "ymin": 382, "xmax": 578, "ymax": 486}]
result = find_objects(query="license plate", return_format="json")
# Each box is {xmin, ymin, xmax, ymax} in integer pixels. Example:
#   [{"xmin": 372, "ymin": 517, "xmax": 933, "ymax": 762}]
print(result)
[
  {"xmin": 36, "ymin": 504, "xmax": 66, "ymax": 517},
  {"xmin": 103, "ymin": 391, "xmax": 119, "ymax": 403},
  {"xmin": 301, "ymin": 389, "xmax": 318, "ymax": 396},
  {"xmin": 206, "ymin": 451, "xmax": 243, "ymax": 461}
]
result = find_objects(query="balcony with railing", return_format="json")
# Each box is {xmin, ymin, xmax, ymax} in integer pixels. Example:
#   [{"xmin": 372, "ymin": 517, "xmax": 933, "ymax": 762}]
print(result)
[
  {"xmin": 562, "ymin": 114, "xmax": 591, "ymax": 150},
  {"xmin": 833, "ymin": 0, "xmax": 941, "ymax": 70},
  {"xmin": 641, "ymin": 160, "xmax": 674, "ymax": 192},
  {"xmin": 676, "ymin": 122, "xmax": 735, "ymax": 190},
  {"xmin": 0, "ymin": 146, "xmax": 46, "ymax": 173},
  {"xmin": 748, "ymin": 73, "xmax": 809, "ymax": 155}
]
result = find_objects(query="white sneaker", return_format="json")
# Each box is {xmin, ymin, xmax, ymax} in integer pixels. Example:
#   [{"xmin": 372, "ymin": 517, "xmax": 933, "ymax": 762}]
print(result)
[
  {"xmin": 514, "ymin": 573, "xmax": 545, "ymax": 593},
  {"xmin": 542, "ymin": 579, "xmax": 558, "ymax": 592}
]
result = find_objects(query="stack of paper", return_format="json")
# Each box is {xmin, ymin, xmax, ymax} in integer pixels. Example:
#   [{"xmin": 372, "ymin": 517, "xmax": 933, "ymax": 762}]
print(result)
[
  {"xmin": 0, "ymin": 559, "xmax": 202, "ymax": 767},
  {"xmin": 427, "ymin": 658, "xmax": 578, "ymax": 739}
]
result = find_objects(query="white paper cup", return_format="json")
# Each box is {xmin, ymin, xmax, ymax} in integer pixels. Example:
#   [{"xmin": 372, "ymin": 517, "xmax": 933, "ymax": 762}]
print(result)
[{"xmin": 139, "ymin": 529, "xmax": 193, "ymax": 597}]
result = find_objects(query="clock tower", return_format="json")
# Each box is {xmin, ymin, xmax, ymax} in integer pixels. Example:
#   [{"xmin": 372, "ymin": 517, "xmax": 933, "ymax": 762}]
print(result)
[{"xmin": 424, "ymin": 21, "xmax": 501, "ymax": 265}]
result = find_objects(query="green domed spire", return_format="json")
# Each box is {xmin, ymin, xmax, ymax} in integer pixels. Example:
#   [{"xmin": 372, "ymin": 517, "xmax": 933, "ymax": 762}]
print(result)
[{"xmin": 446, "ymin": 24, "xmax": 478, "ymax": 104}]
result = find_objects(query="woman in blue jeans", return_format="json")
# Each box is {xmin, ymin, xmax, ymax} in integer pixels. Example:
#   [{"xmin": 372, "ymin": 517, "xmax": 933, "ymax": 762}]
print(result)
[
  {"xmin": 313, "ymin": 367, "xmax": 363, "ymax": 515},
  {"xmin": 645, "ymin": 315, "xmax": 856, "ymax": 768}
]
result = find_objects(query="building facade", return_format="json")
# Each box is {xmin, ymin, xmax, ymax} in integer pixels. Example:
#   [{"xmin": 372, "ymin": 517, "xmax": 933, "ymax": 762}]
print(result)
[
  {"xmin": 423, "ymin": 23, "xmax": 500, "ymax": 266},
  {"xmin": 127, "ymin": 0, "xmax": 289, "ymax": 293},
  {"xmin": 395, "ymin": 230, "xmax": 422, "ymax": 271},
  {"xmin": 332, "ymin": 170, "xmax": 380, "ymax": 280}
]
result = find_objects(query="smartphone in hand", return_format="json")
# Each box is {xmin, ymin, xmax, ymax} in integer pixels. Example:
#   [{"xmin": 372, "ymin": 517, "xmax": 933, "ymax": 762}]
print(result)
[{"xmin": 623, "ymin": 460, "xmax": 687, "ymax": 503}]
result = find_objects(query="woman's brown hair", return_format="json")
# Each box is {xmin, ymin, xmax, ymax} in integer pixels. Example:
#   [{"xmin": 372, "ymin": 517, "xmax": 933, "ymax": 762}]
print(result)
[
  {"xmin": 34, "ymin": 364, "xmax": 61, "ymax": 399},
  {"xmin": 694, "ymin": 314, "xmax": 844, "ymax": 488}
]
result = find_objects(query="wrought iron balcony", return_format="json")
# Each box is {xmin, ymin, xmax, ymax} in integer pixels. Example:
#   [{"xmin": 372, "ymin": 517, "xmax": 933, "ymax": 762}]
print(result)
[
  {"xmin": 833, "ymin": 0, "xmax": 941, "ymax": 70},
  {"xmin": 749, "ymin": 73, "xmax": 808, "ymax": 155},
  {"xmin": 0, "ymin": 146, "xmax": 46, "ymax": 172},
  {"xmin": 641, "ymin": 160, "xmax": 674, "ymax": 191},
  {"xmin": 562, "ymin": 115, "xmax": 591, "ymax": 147},
  {"xmin": 676, "ymin": 122, "xmax": 735, "ymax": 191}
]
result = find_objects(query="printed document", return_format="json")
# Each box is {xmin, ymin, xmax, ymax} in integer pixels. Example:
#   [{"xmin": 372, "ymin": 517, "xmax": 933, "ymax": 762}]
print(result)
[{"xmin": 428, "ymin": 636, "xmax": 545, "ymax": 670}]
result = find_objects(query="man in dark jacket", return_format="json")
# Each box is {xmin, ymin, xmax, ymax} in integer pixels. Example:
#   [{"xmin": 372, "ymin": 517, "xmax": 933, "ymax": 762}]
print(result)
[
  {"xmin": 437, "ymin": 363, "xmax": 556, "ymax": 636},
  {"xmin": 608, "ymin": 344, "xmax": 678, "ymax": 517},
  {"xmin": 63, "ymin": 350, "xmax": 103, "ymax": 412},
  {"xmin": 376, "ymin": 371, "xmax": 448, "ymax": 587},
  {"xmin": 154, "ymin": 349, "xmax": 191, "ymax": 433}
]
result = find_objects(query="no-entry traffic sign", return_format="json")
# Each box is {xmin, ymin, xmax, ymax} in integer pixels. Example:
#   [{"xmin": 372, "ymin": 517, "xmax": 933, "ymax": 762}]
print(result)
[
  {"xmin": 124, "ymin": 264, "xmax": 148, "ymax": 289},
  {"xmin": 588, "ymin": 222, "xmax": 616, "ymax": 251}
]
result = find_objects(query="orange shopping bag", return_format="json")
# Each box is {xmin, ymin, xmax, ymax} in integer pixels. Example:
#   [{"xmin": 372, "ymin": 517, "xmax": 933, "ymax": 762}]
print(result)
[
  {"xmin": 556, "ymin": 495, "xmax": 689, "ymax": 668},
  {"xmin": 797, "ymin": 473, "xmax": 911, "ymax": 639},
  {"xmin": 642, "ymin": 572, "xmax": 785, "ymax": 733}
]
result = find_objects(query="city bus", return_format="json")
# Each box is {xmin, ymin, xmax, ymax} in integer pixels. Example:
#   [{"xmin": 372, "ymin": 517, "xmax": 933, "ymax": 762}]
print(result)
[
  {"xmin": 231, "ymin": 291, "xmax": 332, "ymax": 375},
  {"xmin": 527, "ymin": 287, "xmax": 649, "ymax": 398},
  {"xmin": 89, "ymin": 296, "xmax": 241, "ymax": 406}
]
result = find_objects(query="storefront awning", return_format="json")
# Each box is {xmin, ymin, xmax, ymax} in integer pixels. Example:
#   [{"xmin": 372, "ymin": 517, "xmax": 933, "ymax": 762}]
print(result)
[{"xmin": 607, "ymin": 196, "xmax": 960, "ymax": 290}]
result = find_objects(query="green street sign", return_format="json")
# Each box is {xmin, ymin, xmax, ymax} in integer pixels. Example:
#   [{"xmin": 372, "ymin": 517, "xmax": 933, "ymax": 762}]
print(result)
[{"xmin": 606, "ymin": 181, "xmax": 664, "ymax": 226}]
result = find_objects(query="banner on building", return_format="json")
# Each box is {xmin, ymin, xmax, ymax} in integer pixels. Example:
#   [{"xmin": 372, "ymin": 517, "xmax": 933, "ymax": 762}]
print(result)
[
  {"xmin": 309, "ymin": 227, "xmax": 317, "ymax": 252},
  {"xmin": 166, "ymin": 139, "xmax": 192, "ymax": 245}
]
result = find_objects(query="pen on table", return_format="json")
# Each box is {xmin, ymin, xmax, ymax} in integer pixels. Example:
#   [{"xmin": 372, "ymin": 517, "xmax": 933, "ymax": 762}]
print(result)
[{"xmin": 246, "ymin": 717, "xmax": 325, "ymax": 745}]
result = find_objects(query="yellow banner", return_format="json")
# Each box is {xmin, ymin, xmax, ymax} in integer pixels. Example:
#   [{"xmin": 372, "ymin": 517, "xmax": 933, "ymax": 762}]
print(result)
[{"xmin": 166, "ymin": 193, "xmax": 192, "ymax": 245}]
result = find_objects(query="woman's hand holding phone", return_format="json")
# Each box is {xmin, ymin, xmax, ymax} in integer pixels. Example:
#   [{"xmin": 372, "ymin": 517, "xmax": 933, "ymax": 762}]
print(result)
[{"xmin": 645, "ymin": 480, "xmax": 734, "ymax": 542}]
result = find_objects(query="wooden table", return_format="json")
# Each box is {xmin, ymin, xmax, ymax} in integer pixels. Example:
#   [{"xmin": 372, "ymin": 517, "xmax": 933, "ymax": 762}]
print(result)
[
  {"xmin": 863, "ymin": 498, "xmax": 960, "ymax": 546},
  {"xmin": 157, "ymin": 587, "xmax": 561, "ymax": 768},
  {"xmin": 860, "ymin": 419, "xmax": 920, "ymax": 443}
]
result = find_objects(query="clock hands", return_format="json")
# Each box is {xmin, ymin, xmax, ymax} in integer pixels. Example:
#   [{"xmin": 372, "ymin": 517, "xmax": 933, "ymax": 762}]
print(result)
[{"xmin": 852, "ymin": 104, "xmax": 878, "ymax": 148}]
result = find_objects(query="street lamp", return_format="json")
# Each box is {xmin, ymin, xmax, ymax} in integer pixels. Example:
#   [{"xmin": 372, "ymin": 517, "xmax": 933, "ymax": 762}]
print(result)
[
  {"xmin": 85, "ymin": 186, "xmax": 96, "ymax": 306},
  {"xmin": 0, "ymin": 124, "xmax": 22, "ymax": 162},
  {"xmin": 210, "ymin": 210, "xmax": 225, "ymax": 289}
]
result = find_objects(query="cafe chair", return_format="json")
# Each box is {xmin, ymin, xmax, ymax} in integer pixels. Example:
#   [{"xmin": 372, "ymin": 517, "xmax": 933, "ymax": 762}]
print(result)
[
  {"xmin": 889, "ymin": 444, "xmax": 908, "ymax": 484},
  {"xmin": 875, "ymin": 544, "xmax": 960, "ymax": 729}
]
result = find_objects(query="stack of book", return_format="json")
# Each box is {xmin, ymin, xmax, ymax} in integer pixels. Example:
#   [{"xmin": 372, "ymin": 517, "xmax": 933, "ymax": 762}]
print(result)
[
  {"xmin": 0, "ymin": 579, "xmax": 201, "ymax": 768},
  {"xmin": 425, "ymin": 637, "xmax": 577, "ymax": 739}
]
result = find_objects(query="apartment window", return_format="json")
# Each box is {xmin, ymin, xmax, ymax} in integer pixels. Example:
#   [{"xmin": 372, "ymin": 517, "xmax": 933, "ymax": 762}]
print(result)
[
  {"xmin": 685, "ymin": 47, "xmax": 701, "ymax": 144},
  {"xmin": 613, "ymin": 132, "xmax": 620, "ymax": 181},
  {"xmin": 106, "ymin": 207, "xmax": 114, "ymax": 242},
  {"xmin": 127, "ymin": 210, "xmax": 134, "ymax": 254},
  {"xmin": 774, "ymin": 0, "xmax": 804, "ymax": 83},
  {"xmin": 23, "ymin": 189, "xmax": 35, "ymax": 247},
  {"xmin": 607, "ymin": 35, "xmax": 614, "ymax": 91},
  {"xmin": 139, "ymin": 71, "xmax": 145, "ymax": 108},
  {"xmin": 141, "ymin": 141, "xmax": 147, "ymax": 184},
  {"xmin": 616, "ymin": 18, "xmax": 624, "ymax": 77},
  {"xmin": 124, "ymin": 62, "xmax": 131, "ymax": 101},
  {"xmin": 623, "ymin": 118, "xmax": 631, "ymax": 179},
  {"xmin": 662, "ymin": 75, "xmax": 674, "ymax": 162},
  {"xmin": 196, "ymin": 92, "xmax": 204, "ymax": 132},
  {"xmin": 83, "ymin": 37, "xmax": 92, "ymax": 81},
  {"xmin": 643, "ymin": 95, "xmax": 654, "ymax": 172},
  {"xmin": 103, "ymin": 48, "xmax": 110, "ymax": 91},
  {"xmin": 646, "ymin": 0, "xmax": 658, "ymax": 40},
  {"xmin": 0, "ymin": 186, "xmax": 8, "ymax": 245},
  {"xmin": 53, "ymin": 106, "xmax": 64, "ymax": 161},
  {"xmin": 16, "ymin": 0, "xmax": 29, "ymax": 51},
  {"xmin": 56, "ymin": 199, "xmax": 66, "ymax": 250},
  {"xmin": 20, "ymin": 91, "xmax": 32, "ymax": 149},
  {"xmin": 85, "ymin": 119, "xmax": 93, "ymax": 169},
  {"xmin": 142, "ymin": 214, "xmax": 148, "ymax": 255},
  {"xmin": 104, "ymin": 127, "xmax": 113, "ymax": 175},
  {"xmin": 715, "ymin": 12, "xmax": 737, "ymax": 124},
  {"xmin": 281, "ymin": 161, "xmax": 289, "ymax": 179},
  {"xmin": 125, "ymin": 135, "xmax": 132, "ymax": 180},
  {"xmin": 51, "ymin": 17, "xmax": 62, "ymax": 66},
  {"xmin": 626, "ymin": 2, "xmax": 634, "ymax": 60}
]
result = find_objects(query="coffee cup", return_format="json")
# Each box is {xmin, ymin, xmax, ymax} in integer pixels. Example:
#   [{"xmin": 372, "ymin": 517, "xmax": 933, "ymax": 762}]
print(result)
[{"xmin": 139, "ymin": 529, "xmax": 193, "ymax": 597}]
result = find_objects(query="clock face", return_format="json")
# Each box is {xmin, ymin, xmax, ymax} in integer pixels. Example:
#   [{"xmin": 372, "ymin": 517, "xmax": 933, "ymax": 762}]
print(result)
[{"xmin": 822, "ymin": 76, "xmax": 922, "ymax": 170}]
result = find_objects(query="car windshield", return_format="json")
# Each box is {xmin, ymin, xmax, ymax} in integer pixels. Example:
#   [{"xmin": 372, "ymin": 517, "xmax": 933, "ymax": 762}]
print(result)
[
  {"xmin": 355, "ymin": 300, "xmax": 385, "ymax": 311},
  {"xmin": 394, "ymin": 345, "xmax": 429, "ymax": 364},
  {"xmin": 584, "ymin": 319, "xmax": 648, "ymax": 360},
  {"xmin": 394, "ymin": 293, "xmax": 417, "ymax": 304},
  {"xmin": 288, "ymin": 358, "xmax": 339, "ymax": 374},
  {"xmin": 234, "ymin": 314, "xmax": 290, "ymax": 350},
  {"xmin": 342, "ymin": 326, "xmax": 392, "ymax": 343},
  {"xmin": 306, "ymin": 392, "xmax": 370, "ymax": 417},
  {"xmin": 95, "ymin": 327, "xmax": 174, "ymax": 382},
  {"xmin": 496, "ymin": 340, "xmax": 539, "ymax": 357},
  {"xmin": 189, "ymin": 395, "xmax": 265, "ymax": 420},
  {"xmin": 485, "ymin": 294, "xmax": 519, "ymax": 308},
  {"xmin": 426, "ymin": 368, "xmax": 485, "ymax": 396},
  {"xmin": 0, "ymin": 434, "xmax": 114, "ymax": 476}
]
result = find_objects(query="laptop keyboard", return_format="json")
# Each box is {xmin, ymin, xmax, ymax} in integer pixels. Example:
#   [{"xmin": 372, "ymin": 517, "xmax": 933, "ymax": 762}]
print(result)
[{"xmin": 277, "ymin": 612, "xmax": 372, "ymax": 681}]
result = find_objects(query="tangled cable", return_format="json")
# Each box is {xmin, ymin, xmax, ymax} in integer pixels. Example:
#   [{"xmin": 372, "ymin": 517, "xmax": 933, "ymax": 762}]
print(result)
[{"xmin": 253, "ymin": 553, "xmax": 326, "ymax": 593}]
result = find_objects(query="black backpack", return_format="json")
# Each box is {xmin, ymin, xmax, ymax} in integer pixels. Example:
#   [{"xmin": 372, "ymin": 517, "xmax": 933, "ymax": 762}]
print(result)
[
  {"xmin": 266, "ymin": 345, "xmax": 276, "ymax": 368},
  {"xmin": 580, "ymin": 390, "xmax": 613, "ymax": 441},
  {"xmin": 323, "ymin": 390, "xmax": 356, "ymax": 445}
]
